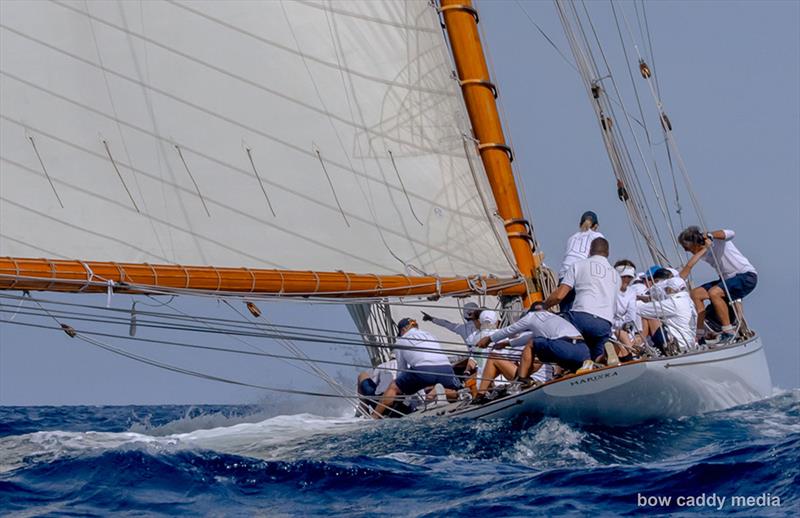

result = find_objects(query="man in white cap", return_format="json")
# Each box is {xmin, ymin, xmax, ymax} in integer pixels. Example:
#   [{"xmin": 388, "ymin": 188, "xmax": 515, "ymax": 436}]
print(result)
[{"xmin": 421, "ymin": 302, "xmax": 480, "ymax": 343}]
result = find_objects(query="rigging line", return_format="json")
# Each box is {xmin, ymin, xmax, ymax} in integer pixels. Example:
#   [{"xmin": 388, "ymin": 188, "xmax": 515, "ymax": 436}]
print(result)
[
  {"xmin": 0, "ymin": 317, "xmax": 508, "ymax": 387},
  {"xmin": 0, "ymin": 304, "xmax": 500, "ymax": 359},
  {"xmin": 514, "ymin": 0, "xmax": 578, "ymax": 73},
  {"xmin": 151, "ymin": 295, "xmax": 320, "ymax": 378},
  {"xmin": 609, "ymin": 0, "xmax": 681, "ymax": 262},
  {"xmin": 5, "ymin": 297, "xmax": 376, "ymax": 406},
  {"xmin": 245, "ymin": 148, "xmax": 277, "ymax": 217},
  {"xmin": 317, "ymin": 149, "xmax": 349, "ymax": 226},
  {"xmin": 387, "ymin": 150, "xmax": 423, "ymax": 226},
  {"xmin": 101, "ymin": 139, "xmax": 140, "ymax": 212},
  {"xmin": 27, "ymin": 135, "xmax": 64, "ymax": 208},
  {"xmin": 174, "ymin": 144, "xmax": 211, "ymax": 217},
  {"xmin": 571, "ymin": 1, "xmax": 671, "ymax": 259},
  {"xmin": 221, "ymin": 299, "xmax": 353, "ymax": 399},
  {"xmin": 580, "ymin": 0, "xmax": 671, "ymax": 252},
  {"xmin": 0, "ymin": 293, "xmax": 517, "ymax": 341},
  {"xmin": 640, "ymin": 0, "xmax": 662, "ymax": 99}
]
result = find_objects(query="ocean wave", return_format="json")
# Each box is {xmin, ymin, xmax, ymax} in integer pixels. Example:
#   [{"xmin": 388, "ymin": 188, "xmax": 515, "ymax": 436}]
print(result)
[{"xmin": 1, "ymin": 391, "xmax": 798, "ymax": 516}]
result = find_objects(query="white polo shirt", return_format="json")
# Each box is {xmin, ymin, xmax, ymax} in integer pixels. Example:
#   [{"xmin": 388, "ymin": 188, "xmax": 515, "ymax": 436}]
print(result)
[
  {"xmin": 395, "ymin": 328, "xmax": 451, "ymax": 368},
  {"xmin": 702, "ymin": 230, "xmax": 756, "ymax": 280},
  {"xmin": 562, "ymin": 255, "xmax": 621, "ymax": 323},
  {"xmin": 559, "ymin": 229, "xmax": 605, "ymax": 278},
  {"xmin": 491, "ymin": 311, "xmax": 582, "ymax": 343}
]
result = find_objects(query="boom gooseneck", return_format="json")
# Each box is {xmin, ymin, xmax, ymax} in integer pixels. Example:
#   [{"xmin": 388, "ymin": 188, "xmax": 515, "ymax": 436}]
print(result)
[{"xmin": 440, "ymin": 0, "xmax": 543, "ymax": 306}]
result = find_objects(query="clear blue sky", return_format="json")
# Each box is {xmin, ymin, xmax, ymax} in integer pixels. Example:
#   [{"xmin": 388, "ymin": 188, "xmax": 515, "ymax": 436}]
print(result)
[{"xmin": 1, "ymin": 0, "xmax": 798, "ymax": 405}]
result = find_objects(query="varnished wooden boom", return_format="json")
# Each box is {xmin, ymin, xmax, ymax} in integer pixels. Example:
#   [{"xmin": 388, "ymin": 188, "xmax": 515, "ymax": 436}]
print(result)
[{"xmin": 0, "ymin": 257, "xmax": 526, "ymax": 298}]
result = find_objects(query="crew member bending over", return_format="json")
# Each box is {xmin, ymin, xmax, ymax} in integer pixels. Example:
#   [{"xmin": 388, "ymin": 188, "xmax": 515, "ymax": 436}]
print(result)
[
  {"xmin": 371, "ymin": 318, "xmax": 461, "ymax": 419},
  {"xmin": 476, "ymin": 304, "xmax": 589, "ymax": 379},
  {"xmin": 544, "ymin": 237, "xmax": 621, "ymax": 364},
  {"xmin": 678, "ymin": 227, "xmax": 757, "ymax": 343},
  {"xmin": 557, "ymin": 211, "xmax": 604, "ymax": 312}
]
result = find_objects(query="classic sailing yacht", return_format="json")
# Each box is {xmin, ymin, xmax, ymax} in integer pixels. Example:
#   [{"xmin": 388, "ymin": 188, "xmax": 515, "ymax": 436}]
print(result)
[{"xmin": 0, "ymin": 0, "xmax": 770, "ymax": 424}]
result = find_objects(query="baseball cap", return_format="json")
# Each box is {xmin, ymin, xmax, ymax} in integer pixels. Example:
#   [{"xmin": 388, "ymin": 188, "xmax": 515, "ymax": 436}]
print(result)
[
  {"xmin": 396, "ymin": 317, "xmax": 416, "ymax": 336},
  {"xmin": 580, "ymin": 211, "xmax": 598, "ymax": 226},
  {"xmin": 462, "ymin": 302, "xmax": 479, "ymax": 319}
]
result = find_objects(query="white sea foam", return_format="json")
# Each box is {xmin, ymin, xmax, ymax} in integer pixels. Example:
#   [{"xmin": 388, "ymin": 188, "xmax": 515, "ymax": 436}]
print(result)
[
  {"xmin": 506, "ymin": 417, "xmax": 598, "ymax": 469},
  {"xmin": 0, "ymin": 412, "xmax": 363, "ymax": 473}
]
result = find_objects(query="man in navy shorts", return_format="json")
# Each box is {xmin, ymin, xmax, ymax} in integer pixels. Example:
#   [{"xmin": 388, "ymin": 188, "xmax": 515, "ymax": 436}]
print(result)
[
  {"xmin": 679, "ymin": 227, "xmax": 758, "ymax": 343},
  {"xmin": 371, "ymin": 318, "xmax": 461, "ymax": 418}
]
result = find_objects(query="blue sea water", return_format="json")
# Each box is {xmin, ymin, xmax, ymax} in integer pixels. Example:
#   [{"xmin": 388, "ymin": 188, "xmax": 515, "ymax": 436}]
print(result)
[{"xmin": 1, "ymin": 391, "xmax": 798, "ymax": 517}]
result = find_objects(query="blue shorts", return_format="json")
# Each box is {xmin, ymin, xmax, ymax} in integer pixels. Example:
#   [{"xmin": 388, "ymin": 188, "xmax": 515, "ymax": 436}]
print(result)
[
  {"xmin": 702, "ymin": 272, "xmax": 757, "ymax": 301},
  {"xmin": 395, "ymin": 364, "xmax": 461, "ymax": 395},
  {"xmin": 567, "ymin": 311, "xmax": 612, "ymax": 359},
  {"xmin": 535, "ymin": 337, "xmax": 590, "ymax": 372},
  {"xmin": 359, "ymin": 378, "xmax": 378, "ymax": 397}
]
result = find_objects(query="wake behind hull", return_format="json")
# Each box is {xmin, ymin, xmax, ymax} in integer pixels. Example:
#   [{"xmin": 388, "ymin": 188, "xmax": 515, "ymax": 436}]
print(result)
[{"xmin": 414, "ymin": 336, "xmax": 771, "ymax": 425}]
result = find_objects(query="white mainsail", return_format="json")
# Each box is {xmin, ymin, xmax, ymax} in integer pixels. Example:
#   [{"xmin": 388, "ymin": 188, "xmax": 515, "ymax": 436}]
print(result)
[{"xmin": 0, "ymin": 0, "xmax": 516, "ymax": 279}]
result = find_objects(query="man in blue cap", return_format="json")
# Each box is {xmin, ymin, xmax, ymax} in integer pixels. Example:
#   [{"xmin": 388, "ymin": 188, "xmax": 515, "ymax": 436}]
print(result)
[
  {"xmin": 556, "ymin": 211, "xmax": 604, "ymax": 313},
  {"xmin": 371, "ymin": 318, "xmax": 461, "ymax": 419}
]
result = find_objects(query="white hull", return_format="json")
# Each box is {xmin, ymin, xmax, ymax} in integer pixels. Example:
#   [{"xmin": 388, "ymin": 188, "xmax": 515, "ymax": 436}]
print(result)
[{"xmin": 413, "ymin": 336, "xmax": 771, "ymax": 425}]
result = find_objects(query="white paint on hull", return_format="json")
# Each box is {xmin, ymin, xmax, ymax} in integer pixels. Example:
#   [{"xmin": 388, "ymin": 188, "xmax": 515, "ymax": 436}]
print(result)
[{"xmin": 414, "ymin": 336, "xmax": 771, "ymax": 425}]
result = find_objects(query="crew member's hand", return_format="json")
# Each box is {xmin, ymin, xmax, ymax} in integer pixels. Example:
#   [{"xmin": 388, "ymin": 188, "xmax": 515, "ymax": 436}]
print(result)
[
  {"xmin": 493, "ymin": 340, "xmax": 508, "ymax": 350},
  {"xmin": 421, "ymin": 312, "xmax": 433, "ymax": 322},
  {"xmin": 476, "ymin": 336, "xmax": 491, "ymax": 349}
]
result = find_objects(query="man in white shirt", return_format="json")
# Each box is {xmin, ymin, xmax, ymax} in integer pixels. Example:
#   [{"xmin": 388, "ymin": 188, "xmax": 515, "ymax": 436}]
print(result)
[
  {"xmin": 636, "ymin": 268, "xmax": 697, "ymax": 353},
  {"xmin": 557, "ymin": 211, "xmax": 605, "ymax": 312},
  {"xmin": 543, "ymin": 237, "xmax": 621, "ymax": 361},
  {"xmin": 371, "ymin": 318, "xmax": 461, "ymax": 419},
  {"xmin": 476, "ymin": 305, "xmax": 589, "ymax": 374},
  {"xmin": 421, "ymin": 302, "xmax": 480, "ymax": 343},
  {"xmin": 678, "ymin": 226, "xmax": 758, "ymax": 343}
]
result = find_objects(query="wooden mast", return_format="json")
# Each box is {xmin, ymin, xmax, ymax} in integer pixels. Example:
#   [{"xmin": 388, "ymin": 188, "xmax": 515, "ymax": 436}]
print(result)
[
  {"xmin": 440, "ymin": 0, "xmax": 542, "ymax": 305},
  {"xmin": 0, "ymin": 257, "xmax": 525, "ymax": 298}
]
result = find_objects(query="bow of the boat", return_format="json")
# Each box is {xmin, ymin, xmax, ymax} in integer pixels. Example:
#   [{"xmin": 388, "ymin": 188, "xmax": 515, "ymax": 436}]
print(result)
[{"xmin": 452, "ymin": 336, "xmax": 771, "ymax": 424}]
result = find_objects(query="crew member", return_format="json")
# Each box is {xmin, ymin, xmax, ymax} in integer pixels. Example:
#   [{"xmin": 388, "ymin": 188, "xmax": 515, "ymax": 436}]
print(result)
[
  {"xmin": 678, "ymin": 226, "xmax": 757, "ymax": 343},
  {"xmin": 371, "ymin": 318, "xmax": 461, "ymax": 419},
  {"xmin": 557, "ymin": 211, "xmax": 604, "ymax": 312},
  {"xmin": 543, "ymin": 237, "xmax": 620, "ymax": 362}
]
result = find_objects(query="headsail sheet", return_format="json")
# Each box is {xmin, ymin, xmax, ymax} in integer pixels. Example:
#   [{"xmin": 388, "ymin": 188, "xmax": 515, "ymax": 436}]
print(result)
[{"xmin": 0, "ymin": 0, "xmax": 515, "ymax": 279}]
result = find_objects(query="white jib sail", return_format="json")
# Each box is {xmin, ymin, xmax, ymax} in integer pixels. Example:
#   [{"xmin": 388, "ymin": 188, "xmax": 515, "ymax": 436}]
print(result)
[{"xmin": 0, "ymin": 0, "xmax": 516, "ymax": 279}]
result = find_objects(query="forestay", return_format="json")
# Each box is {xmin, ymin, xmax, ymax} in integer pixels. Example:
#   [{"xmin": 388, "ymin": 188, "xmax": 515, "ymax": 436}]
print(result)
[{"xmin": 0, "ymin": 0, "xmax": 515, "ymax": 279}]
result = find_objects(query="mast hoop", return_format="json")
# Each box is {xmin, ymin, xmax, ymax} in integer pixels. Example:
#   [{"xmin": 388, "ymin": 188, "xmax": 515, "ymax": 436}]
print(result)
[
  {"xmin": 477, "ymin": 142, "xmax": 514, "ymax": 163},
  {"xmin": 437, "ymin": 4, "xmax": 479, "ymax": 23},
  {"xmin": 503, "ymin": 217, "xmax": 531, "ymax": 231},
  {"xmin": 506, "ymin": 231, "xmax": 534, "ymax": 243},
  {"xmin": 459, "ymin": 78, "xmax": 497, "ymax": 98}
]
